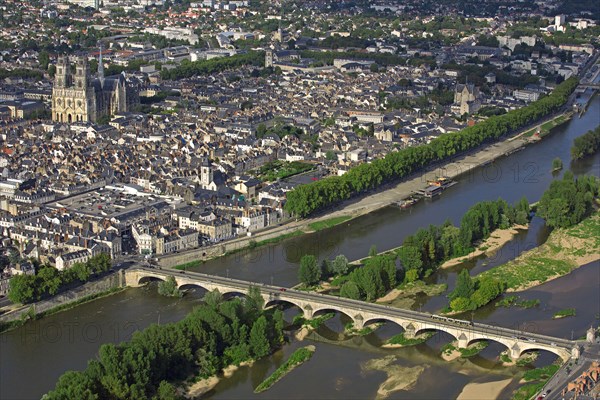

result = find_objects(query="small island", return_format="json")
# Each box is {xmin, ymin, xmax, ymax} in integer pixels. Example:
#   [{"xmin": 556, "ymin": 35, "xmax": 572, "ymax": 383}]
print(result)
[
  {"xmin": 254, "ymin": 346, "xmax": 315, "ymax": 393},
  {"xmin": 552, "ymin": 157, "xmax": 563, "ymax": 172},
  {"xmin": 553, "ymin": 308, "xmax": 576, "ymax": 319}
]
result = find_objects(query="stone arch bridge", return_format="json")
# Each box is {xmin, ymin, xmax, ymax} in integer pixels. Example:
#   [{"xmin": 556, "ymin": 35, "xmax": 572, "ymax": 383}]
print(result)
[{"xmin": 125, "ymin": 267, "xmax": 580, "ymax": 362}]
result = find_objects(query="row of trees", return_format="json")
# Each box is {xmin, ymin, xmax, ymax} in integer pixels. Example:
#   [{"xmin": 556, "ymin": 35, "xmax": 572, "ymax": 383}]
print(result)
[
  {"xmin": 571, "ymin": 126, "xmax": 600, "ymax": 160},
  {"xmin": 536, "ymin": 172, "xmax": 599, "ymax": 229},
  {"xmin": 397, "ymin": 198, "xmax": 530, "ymax": 283},
  {"xmin": 8, "ymin": 254, "xmax": 111, "ymax": 304},
  {"xmin": 284, "ymin": 77, "xmax": 579, "ymax": 217},
  {"xmin": 46, "ymin": 287, "xmax": 284, "ymax": 400},
  {"xmin": 160, "ymin": 51, "xmax": 264, "ymax": 80}
]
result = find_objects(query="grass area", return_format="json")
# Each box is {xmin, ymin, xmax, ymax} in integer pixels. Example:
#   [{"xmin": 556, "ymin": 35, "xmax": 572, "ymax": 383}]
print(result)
[
  {"xmin": 553, "ymin": 308, "xmax": 576, "ymax": 319},
  {"xmin": 441, "ymin": 342, "xmax": 457, "ymax": 356},
  {"xmin": 395, "ymin": 280, "xmax": 448, "ymax": 297},
  {"xmin": 516, "ymin": 352, "xmax": 539, "ymax": 366},
  {"xmin": 254, "ymin": 346, "xmax": 315, "ymax": 393},
  {"xmin": 478, "ymin": 212, "xmax": 600, "ymax": 292},
  {"xmin": 174, "ymin": 260, "xmax": 203, "ymax": 270},
  {"xmin": 523, "ymin": 365, "xmax": 560, "ymax": 382},
  {"xmin": 441, "ymin": 341, "xmax": 488, "ymax": 358},
  {"xmin": 512, "ymin": 364, "xmax": 560, "ymax": 400},
  {"xmin": 511, "ymin": 381, "xmax": 545, "ymax": 400},
  {"xmin": 253, "ymin": 160, "xmax": 315, "ymax": 182},
  {"xmin": 387, "ymin": 332, "xmax": 435, "ymax": 346},
  {"xmin": 308, "ymin": 216, "xmax": 352, "ymax": 232},
  {"xmin": 500, "ymin": 352, "xmax": 512, "ymax": 363},
  {"xmin": 458, "ymin": 341, "xmax": 489, "ymax": 358},
  {"xmin": 524, "ymin": 113, "xmax": 572, "ymax": 139},
  {"xmin": 0, "ymin": 287, "xmax": 126, "ymax": 334},
  {"xmin": 496, "ymin": 295, "xmax": 540, "ymax": 309}
]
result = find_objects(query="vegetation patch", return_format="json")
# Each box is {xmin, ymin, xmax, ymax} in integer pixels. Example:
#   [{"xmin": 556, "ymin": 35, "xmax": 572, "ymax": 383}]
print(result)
[
  {"xmin": 523, "ymin": 365, "xmax": 560, "ymax": 382},
  {"xmin": 293, "ymin": 312, "xmax": 335, "ymax": 329},
  {"xmin": 516, "ymin": 352, "xmax": 539, "ymax": 366},
  {"xmin": 157, "ymin": 276, "xmax": 182, "ymax": 298},
  {"xmin": 458, "ymin": 341, "xmax": 489, "ymax": 358},
  {"xmin": 511, "ymin": 381, "xmax": 545, "ymax": 400},
  {"xmin": 553, "ymin": 308, "xmax": 576, "ymax": 319},
  {"xmin": 308, "ymin": 216, "xmax": 351, "ymax": 232},
  {"xmin": 511, "ymin": 364, "xmax": 560, "ymax": 400},
  {"xmin": 387, "ymin": 332, "xmax": 435, "ymax": 347},
  {"xmin": 174, "ymin": 260, "xmax": 202, "ymax": 270},
  {"xmin": 254, "ymin": 346, "xmax": 315, "ymax": 393},
  {"xmin": 479, "ymin": 209, "xmax": 599, "ymax": 293},
  {"xmin": 253, "ymin": 160, "xmax": 315, "ymax": 182},
  {"xmin": 496, "ymin": 295, "xmax": 540, "ymax": 309},
  {"xmin": 46, "ymin": 287, "xmax": 286, "ymax": 399}
]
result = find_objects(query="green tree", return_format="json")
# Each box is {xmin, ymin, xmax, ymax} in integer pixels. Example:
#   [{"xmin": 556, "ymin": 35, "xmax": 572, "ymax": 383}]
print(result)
[
  {"xmin": 7, "ymin": 273, "xmax": 36, "ymax": 303},
  {"xmin": 249, "ymin": 315, "xmax": 270, "ymax": 358},
  {"xmin": 340, "ymin": 280, "xmax": 361, "ymax": 300},
  {"xmin": 368, "ymin": 245, "xmax": 378, "ymax": 257},
  {"xmin": 325, "ymin": 150, "xmax": 337, "ymax": 161},
  {"xmin": 158, "ymin": 276, "xmax": 182, "ymax": 297},
  {"xmin": 332, "ymin": 255, "xmax": 349, "ymax": 275},
  {"xmin": 154, "ymin": 381, "xmax": 178, "ymax": 400},
  {"xmin": 203, "ymin": 289, "xmax": 222, "ymax": 309},
  {"xmin": 397, "ymin": 245, "xmax": 423, "ymax": 277},
  {"xmin": 450, "ymin": 269, "xmax": 474, "ymax": 300},
  {"xmin": 38, "ymin": 266, "xmax": 62, "ymax": 296},
  {"xmin": 298, "ymin": 255, "xmax": 321, "ymax": 286}
]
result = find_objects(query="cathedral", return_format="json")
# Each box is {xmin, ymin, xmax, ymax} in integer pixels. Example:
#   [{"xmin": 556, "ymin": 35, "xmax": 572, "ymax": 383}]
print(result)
[{"xmin": 52, "ymin": 53, "xmax": 139, "ymax": 123}]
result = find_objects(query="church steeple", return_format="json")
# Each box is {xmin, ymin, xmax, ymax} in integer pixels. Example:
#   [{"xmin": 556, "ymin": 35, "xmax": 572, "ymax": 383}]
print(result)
[{"xmin": 98, "ymin": 43, "xmax": 105, "ymax": 86}]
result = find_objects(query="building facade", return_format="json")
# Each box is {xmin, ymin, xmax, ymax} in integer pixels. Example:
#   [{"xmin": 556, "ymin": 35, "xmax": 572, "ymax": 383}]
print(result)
[{"xmin": 52, "ymin": 55, "xmax": 139, "ymax": 123}]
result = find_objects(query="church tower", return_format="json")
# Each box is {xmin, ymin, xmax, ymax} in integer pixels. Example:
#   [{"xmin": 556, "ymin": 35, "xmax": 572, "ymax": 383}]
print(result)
[
  {"xmin": 200, "ymin": 158, "xmax": 213, "ymax": 189},
  {"xmin": 74, "ymin": 56, "xmax": 89, "ymax": 89},
  {"xmin": 55, "ymin": 56, "xmax": 71, "ymax": 88},
  {"xmin": 265, "ymin": 50, "xmax": 273, "ymax": 68}
]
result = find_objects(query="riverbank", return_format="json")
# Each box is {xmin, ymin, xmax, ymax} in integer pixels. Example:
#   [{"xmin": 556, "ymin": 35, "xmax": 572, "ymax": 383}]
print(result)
[
  {"xmin": 184, "ymin": 361, "xmax": 254, "ymax": 399},
  {"xmin": 479, "ymin": 211, "xmax": 600, "ymax": 293},
  {"xmin": 456, "ymin": 378, "xmax": 513, "ymax": 400},
  {"xmin": 161, "ymin": 106, "xmax": 578, "ymax": 270},
  {"xmin": 440, "ymin": 224, "xmax": 529, "ymax": 269},
  {"xmin": 0, "ymin": 285, "xmax": 126, "ymax": 334}
]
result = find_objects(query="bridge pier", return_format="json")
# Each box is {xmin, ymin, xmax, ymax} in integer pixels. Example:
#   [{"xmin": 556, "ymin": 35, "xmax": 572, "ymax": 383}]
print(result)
[
  {"xmin": 510, "ymin": 344, "xmax": 521, "ymax": 360},
  {"xmin": 353, "ymin": 314, "xmax": 364, "ymax": 330},
  {"xmin": 404, "ymin": 323, "xmax": 416, "ymax": 339}
]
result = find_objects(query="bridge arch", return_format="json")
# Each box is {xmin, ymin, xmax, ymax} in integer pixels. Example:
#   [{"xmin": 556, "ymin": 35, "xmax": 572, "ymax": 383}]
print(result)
[
  {"xmin": 515, "ymin": 345, "xmax": 569, "ymax": 362},
  {"xmin": 362, "ymin": 317, "xmax": 405, "ymax": 331},
  {"xmin": 311, "ymin": 306, "xmax": 356, "ymax": 325},
  {"xmin": 466, "ymin": 337, "xmax": 511, "ymax": 352},
  {"xmin": 178, "ymin": 283, "xmax": 211, "ymax": 293},
  {"xmin": 414, "ymin": 326, "xmax": 460, "ymax": 342},
  {"xmin": 138, "ymin": 275, "xmax": 166, "ymax": 285}
]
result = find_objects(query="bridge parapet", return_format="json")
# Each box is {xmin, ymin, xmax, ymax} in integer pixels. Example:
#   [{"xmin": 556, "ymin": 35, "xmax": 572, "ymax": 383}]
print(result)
[{"xmin": 126, "ymin": 268, "xmax": 576, "ymax": 362}]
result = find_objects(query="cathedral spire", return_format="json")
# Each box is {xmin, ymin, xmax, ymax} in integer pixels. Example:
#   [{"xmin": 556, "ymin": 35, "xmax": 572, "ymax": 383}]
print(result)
[{"xmin": 98, "ymin": 42, "xmax": 105, "ymax": 85}]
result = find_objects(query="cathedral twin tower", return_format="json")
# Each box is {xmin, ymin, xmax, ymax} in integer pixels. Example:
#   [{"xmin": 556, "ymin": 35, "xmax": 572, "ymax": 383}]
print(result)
[{"xmin": 52, "ymin": 53, "xmax": 139, "ymax": 124}]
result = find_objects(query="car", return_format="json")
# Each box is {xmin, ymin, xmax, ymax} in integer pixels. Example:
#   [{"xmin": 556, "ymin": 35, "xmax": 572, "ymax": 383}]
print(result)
[
  {"xmin": 528, "ymin": 338, "xmax": 536, "ymax": 343},
  {"xmin": 279, "ymin": 288, "xmax": 287, "ymax": 292}
]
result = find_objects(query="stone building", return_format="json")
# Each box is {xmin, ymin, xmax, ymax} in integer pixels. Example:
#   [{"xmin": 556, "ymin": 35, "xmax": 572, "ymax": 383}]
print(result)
[{"xmin": 52, "ymin": 54, "xmax": 139, "ymax": 123}]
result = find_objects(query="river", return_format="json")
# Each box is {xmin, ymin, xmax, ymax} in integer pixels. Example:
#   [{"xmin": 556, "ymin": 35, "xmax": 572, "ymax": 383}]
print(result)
[{"xmin": 1, "ymin": 94, "xmax": 598, "ymax": 400}]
